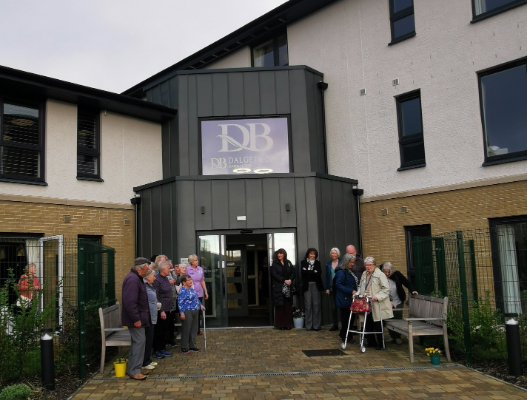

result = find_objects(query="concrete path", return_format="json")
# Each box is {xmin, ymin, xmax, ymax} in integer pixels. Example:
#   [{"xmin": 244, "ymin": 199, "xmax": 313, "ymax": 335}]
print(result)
[{"xmin": 73, "ymin": 327, "xmax": 527, "ymax": 399}]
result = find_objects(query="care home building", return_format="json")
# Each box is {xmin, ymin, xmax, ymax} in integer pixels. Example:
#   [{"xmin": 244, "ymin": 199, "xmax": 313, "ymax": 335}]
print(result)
[{"xmin": 124, "ymin": 0, "xmax": 527, "ymax": 326}]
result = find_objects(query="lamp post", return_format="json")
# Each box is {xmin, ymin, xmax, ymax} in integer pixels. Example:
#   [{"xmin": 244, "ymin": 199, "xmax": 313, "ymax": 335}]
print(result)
[
  {"xmin": 40, "ymin": 328, "xmax": 55, "ymax": 390},
  {"xmin": 505, "ymin": 317, "xmax": 522, "ymax": 377}
]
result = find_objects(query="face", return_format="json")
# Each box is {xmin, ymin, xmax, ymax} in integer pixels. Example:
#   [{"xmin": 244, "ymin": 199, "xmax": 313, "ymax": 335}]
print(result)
[
  {"xmin": 146, "ymin": 273, "xmax": 155, "ymax": 284},
  {"xmin": 174, "ymin": 265, "xmax": 180, "ymax": 275},
  {"xmin": 138, "ymin": 264, "xmax": 149, "ymax": 277},
  {"xmin": 308, "ymin": 251, "xmax": 316, "ymax": 260},
  {"xmin": 29, "ymin": 265, "xmax": 36, "ymax": 275},
  {"xmin": 190, "ymin": 258, "xmax": 198, "ymax": 267},
  {"xmin": 160, "ymin": 265, "xmax": 171, "ymax": 277},
  {"xmin": 277, "ymin": 252, "xmax": 284, "ymax": 261},
  {"xmin": 180, "ymin": 266, "xmax": 187, "ymax": 275},
  {"xmin": 346, "ymin": 245, "xmax": 356, "ymax": 256},
  {"xmin": 383, "ymin": 268, "xmax": 391, "ymax": 278},
  {"xmin": 183, "ymin": 279, "xmax": 193, "ymax": 289},
  {"xmin": 365, "ymin": 261, "xmax": 375, "ymax": 274},
  {"xmin": 330, "ymin": 250, "xmax": 338, "ymax": 260},
  {"xmin": 347, "ymin": 259, "xmax": 355, "ymax": 269}
]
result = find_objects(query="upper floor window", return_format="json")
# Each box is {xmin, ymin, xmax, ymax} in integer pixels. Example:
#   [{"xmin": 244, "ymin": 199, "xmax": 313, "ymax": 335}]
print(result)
[
  {"xmin": 396, "ymin": 90, "xmax": 426, "ymax": 170},
  {"xmin": 389, "ymin": 0, "xmax": 415, "ymax": 45},
  {"xmin": 479, "ymin": 60, "xmax": 527, "ymax": 166},
  {"xmin": 77, "ymin": 108, "xmax": 101, "ymax": 180},
  {"xmin": 252, "ymin": 33, "xmax": 288, "ymax": 67},
  {"xmin": 473, "ymin": 0, "xmax": 527, "ymax": 21},
  {"xmin": 0, "ymin": 99, "xmax": 45, "ymax": 184}
]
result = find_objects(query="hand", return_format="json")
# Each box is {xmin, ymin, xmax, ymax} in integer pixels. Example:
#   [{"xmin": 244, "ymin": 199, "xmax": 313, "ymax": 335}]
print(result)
[
  {"xmin": 161, "ymin": 311, "xmax": 166, "ymax": 320},
  {"xmin": 372, "ymin": 296, "xmax": 378, "ymax": 302},
  {"xmin": 352, "ymin": 290, "xmax": 357, "ymax": 295},
  {"xmin": 133, "ymin": 320, "xmax": 141, "ymax": 328},
  {"xmin": 180, "ymin": 312, "xmax": 185, "ymax": 321},
  {"xmin": 205, "ymin": 292, "xmax": 209, "ymax": 300},
  {"xmin": 326, "ymin": 290, "xmax": 330, "ymax": 295},
  {"xmin": 200, "ymin": 305, "xmax": 205, "ymax": 311},
  {"xmin": 303, "ymin": 268, "xmax": 306, "ymax": 270},
  {"xmin": 390, "ymin": 302, "xmax": 394, "ymax": 308},
  {"xmin": 284, "ymin": 280, "xmax": 291, "ymax": 285},
  {"xmin": 412, "ymin": 291, "xmax": 418, "ymax": 295},
  {"xmin": 169, "ymin": 279, "xmax": 176, "ymax": 285}
]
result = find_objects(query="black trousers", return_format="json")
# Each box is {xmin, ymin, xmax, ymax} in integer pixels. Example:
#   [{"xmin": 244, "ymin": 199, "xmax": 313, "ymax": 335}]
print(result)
[
  {"xmin": 153, "ymin": 312, "xmax": 169, "ymax": 352},
  {"xmin": 198, "ymin": 297, "xmax": 203, "ymax": 333},
  {"xmin": 365, "ymin": 312, "xmax": 384, "ymax": 346},
  {"xmin": 329, "ymin": 290, "xmax": 339, "ymax": 327},
  {"xmin": 168, "ymin": 310, "xmax": 176, "ymax": 343},
  {"xmin": 143, "ymin": 323, "xmax": 155, "ymax": 366}
]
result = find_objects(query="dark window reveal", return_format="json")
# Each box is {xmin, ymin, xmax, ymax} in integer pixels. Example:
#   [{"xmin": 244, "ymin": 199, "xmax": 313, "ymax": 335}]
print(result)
[
  {"xmin": 0, "ymin": 101, "xmax": 44, "ymax": 183},
  {"xmin": 473, "ymin": 0, "xmax": 527, "ymax": 21},
  {"xmin": 396, "ymin": 90, "xmax": 425, "ymax": 170},
  {"xmin": 252, "ymin": 33, "xmax": 288, "ymax": 67},
  {"xmin": 77, "ymin": 108, "xmax": 101, "ymax": 180},
  {"xmin": 479, "ymin": 60, "xmax": 527, "ymax": 165},
  {"xmin": 389, "ymin": 0, "xmax": 416, "ymax": 45}
]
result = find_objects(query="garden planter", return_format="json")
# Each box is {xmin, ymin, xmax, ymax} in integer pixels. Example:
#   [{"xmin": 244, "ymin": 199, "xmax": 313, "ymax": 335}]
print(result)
[
  {"xmin": 430, "ymin": 354, "xmax": 441, "ymax": 365},
  {"xmin": 114, "ymin": 359, "xmax": 128, "ymax": 377},
  {"xmin": 293, "ymin": 317, "xmax": 304, "ymax": 329}
]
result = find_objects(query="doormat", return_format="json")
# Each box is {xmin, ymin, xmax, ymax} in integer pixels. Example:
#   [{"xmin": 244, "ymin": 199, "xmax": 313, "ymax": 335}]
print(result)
[{"xmin": 302, "ymin": 349, "xmax": 346, "ymax": 357}]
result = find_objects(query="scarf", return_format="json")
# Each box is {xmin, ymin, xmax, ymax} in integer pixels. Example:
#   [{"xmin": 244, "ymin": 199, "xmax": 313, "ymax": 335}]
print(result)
[{"xmin": 306, "ymin": 258, "xmax": 315, "ymax": 270}]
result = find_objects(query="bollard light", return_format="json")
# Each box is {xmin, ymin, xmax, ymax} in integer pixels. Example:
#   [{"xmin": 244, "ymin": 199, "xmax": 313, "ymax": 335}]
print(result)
[
  {"xmin": 40, "ymin": 328, "xmax": 55, "ymax": 390},
  {"xmin": 505, "ymin": 318, "xmax": 522, "ymax": 377}
]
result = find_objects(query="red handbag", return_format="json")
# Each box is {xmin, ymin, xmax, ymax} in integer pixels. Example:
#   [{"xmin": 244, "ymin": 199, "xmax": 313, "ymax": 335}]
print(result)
[{"xmin": 350, "ymin": 297, "xmax": 370, "ymax": 314}]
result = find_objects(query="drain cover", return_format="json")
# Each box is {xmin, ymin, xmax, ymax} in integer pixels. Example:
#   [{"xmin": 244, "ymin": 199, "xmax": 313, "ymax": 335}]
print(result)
[{"xmin": 302, "ymin": 349, "xmax": 346, "ymax": 357}]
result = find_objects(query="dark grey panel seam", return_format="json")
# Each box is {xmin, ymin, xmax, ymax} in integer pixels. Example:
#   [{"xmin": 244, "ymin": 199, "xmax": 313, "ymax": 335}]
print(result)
[{"xmin": 92, "ymin": 365, "xmax": 463, "ymax": 381}]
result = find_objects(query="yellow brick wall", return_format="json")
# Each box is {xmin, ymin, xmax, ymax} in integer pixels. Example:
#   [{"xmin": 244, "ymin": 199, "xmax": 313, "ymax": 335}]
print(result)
[
  {"xmin": 0, "ymin": 199, "xmax": 135, "ymax": 304},
  {"xmin": 360, "ymin": 180, "xmax": 527, "ymax": 272}
]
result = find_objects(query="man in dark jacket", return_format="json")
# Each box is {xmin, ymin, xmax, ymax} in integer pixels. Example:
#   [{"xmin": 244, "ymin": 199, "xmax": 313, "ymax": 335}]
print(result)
[
  {"xmin": 346, "ymin": 245, "xmax": 365, "ymax": 277},
  {"xmin": 122, "ymin": 257, "xmax": 151, "ymax": 380}
]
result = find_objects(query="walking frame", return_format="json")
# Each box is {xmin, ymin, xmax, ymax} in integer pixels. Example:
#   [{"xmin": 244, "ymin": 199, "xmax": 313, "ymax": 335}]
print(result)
[
  {"xmin": 340, "ymin": 294, "xmax": 385, "ymax": 353},
  {"xmin": 202, "ymin": 307, "xmax": 207, "ymax": 351}
]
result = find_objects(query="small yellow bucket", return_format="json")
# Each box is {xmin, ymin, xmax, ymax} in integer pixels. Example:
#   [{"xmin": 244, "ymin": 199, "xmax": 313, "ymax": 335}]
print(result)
[{"xmin": 114, "ymin": 358, "xmax": 128, "ymax": 378}]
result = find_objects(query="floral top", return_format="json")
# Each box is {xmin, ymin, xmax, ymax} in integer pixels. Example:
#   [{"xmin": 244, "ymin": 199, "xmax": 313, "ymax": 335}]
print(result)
[{"xmin": 178, "ymin": 286, "xmax": 202, "ymax": 313}]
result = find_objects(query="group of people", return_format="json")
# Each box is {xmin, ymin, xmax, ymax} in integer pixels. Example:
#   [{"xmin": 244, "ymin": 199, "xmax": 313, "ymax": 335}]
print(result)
[
  {"xmin": 122, "ymin": 255, "xmax": 207, "ymax": 380},
  {"xmin": 271, "ymin": 244, "xmax": 417, "ymax": 350}
]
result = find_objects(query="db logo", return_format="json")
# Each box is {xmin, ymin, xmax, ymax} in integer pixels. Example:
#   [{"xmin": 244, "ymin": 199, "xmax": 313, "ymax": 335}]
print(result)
[{"xmin": 217, "ymin": 123, "xmax": 273, "ymax": 152}]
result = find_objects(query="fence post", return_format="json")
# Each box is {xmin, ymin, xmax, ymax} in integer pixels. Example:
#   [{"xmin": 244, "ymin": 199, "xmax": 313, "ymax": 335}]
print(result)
[
  {"xmin": 456, "ymin": 231, "xmax": 473, "ymax": 366},
  {"xmin": 107, "ymin": 250, "xmax": 116, "ymax": 306},
  {"xmin": 78, "ymin": 240, "xmax": 86, "ymax": 380},
  {"xmin": 468, "ymin": 240, "xmax": 478, "ymax": 304}
]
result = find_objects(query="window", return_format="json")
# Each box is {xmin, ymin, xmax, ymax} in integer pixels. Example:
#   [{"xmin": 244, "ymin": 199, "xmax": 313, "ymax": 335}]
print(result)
[
  {"xmin": 404, "ymin": 224, "xmax": 432, "ymax": 288},
  {"xmin": 0, "ymin": 100, "xmax": 44, "ymax": 183},
  {"xmin": 77, "ymin": 108, "xmax": 101, "ymax": 180},
  {"xmin": 396, "ymin": 90, "xmax": 425, "ymax": 169},
  {"xmin": 473, "ymin": 0, "xmax": 527, "ymax": 21},
  {"xmin": 389, "ymin": 0, "xmax": 415, "ymax": 45},
  {"xmin": 479, "ymin": 60, "xmax": 527, "ymax": 166},
  {"xmin": 252, "ymin": 33, "xmax": 288, "ymax": 67}
]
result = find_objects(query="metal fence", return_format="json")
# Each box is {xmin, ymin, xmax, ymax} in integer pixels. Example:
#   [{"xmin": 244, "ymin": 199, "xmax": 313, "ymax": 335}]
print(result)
[
  {"xmin": 413, "ymin": 225, "xmax": 527, "ymax": 365},
  {"xmin": 0, "ymin": 236, "xmax": 115, "ymax": 387}
]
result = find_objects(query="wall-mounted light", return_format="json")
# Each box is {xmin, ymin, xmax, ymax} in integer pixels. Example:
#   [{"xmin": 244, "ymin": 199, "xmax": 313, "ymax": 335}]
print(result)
[
  {"xmin": 200, "ymin": 206, "xmax": 205, "ymax": 214},
  {"xmin": 64, "ymin": 215, "xmax": 71, "ymax": 223},
  {"xmin": 401, "ymin": 206, "xmax": 408, "ymax": 214},
  {"xmin": 381, "ymin": 209, "xmax": 388, "ymax": 216},
  {"xmin": 124, "ymin": 218, "xmax": 130, "ymax": 226},
  {"xmin": 285, "ymin": 203, "xmax": 291, "ymax": 212},
  {"xmin": 352, "ymin": 188, "xmax": 364, "ymax": 196}
]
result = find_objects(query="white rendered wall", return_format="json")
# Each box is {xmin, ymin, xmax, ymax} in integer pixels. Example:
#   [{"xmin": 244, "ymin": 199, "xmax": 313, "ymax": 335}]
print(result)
[
  {"xmin": 0, "ymin": 99, "xmax": 162, "ymax": 205},
  {"xmin": 287, "ymin": 0, "xmax": 527, "ymax": 198},
  {"xmin": 205, "ymin": 46, "xmax": 251, "ymax": 69}
]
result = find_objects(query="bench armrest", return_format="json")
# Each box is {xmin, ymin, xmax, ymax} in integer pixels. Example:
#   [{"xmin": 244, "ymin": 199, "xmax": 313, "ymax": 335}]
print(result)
[
  {"xmin": 104, "ymin": 328, "xmax": 128, "ymax": 332},
  {"xmin": 404, "ymin": 317, "xmax": 443, "ymax": 322}
]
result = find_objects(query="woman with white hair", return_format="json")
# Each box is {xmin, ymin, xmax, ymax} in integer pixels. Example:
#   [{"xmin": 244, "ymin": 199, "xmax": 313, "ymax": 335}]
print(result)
[
  {"xmin": 325, "ymin": 248, "xmax": 341, "ymax": 331},
  {"xmin": 382, "ymin": 262, "xmax": 418, "ymax": 344},
  {"xmin": 188, "ymin": 254, "xmax": 208, "ymax": 335}
]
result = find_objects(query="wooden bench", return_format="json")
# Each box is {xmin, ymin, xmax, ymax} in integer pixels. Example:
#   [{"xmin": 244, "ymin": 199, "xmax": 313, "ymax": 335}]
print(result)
[
  {"xmin": 99, "ymin": 303, "xmax": 131, "ymax": 373},
  {"xmin": 384, "ymin": 294, "xmax": 451, "ymax": 363}
]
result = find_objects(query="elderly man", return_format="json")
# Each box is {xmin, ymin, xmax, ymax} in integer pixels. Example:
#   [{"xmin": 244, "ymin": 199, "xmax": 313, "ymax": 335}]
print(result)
[
  {"xmin": 122, "ymin": 257, "xmax": 151, "ymax": 380},
  {"xmin": 346, "ymin": 245, "xmax": 365, "ymax": 278},
  {"xmin": 153, "ymin": 260, "xmax": 173, "ymax": 358}
]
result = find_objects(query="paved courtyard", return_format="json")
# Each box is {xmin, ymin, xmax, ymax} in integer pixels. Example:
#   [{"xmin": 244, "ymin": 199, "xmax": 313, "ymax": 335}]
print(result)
[{"xmin": 73, "ymin": 327, "xmax": 527, "ymax": 399}]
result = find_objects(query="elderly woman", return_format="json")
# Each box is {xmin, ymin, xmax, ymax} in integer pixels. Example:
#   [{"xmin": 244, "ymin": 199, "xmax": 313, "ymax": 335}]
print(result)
[
  {"xmin": 271, "ymin": 248, "xmax": 296, "ymax": 330},
  {"xmin": 178, "ymin": 274, "xmax": 205, "ymax": 353},
  {"xmin": 325, "ymin": 248, "xmax": 341, "ymax": 331},
  {"xmin": 142, "ymin": 269, "xmax": 159, "ymax": 368},
  {"xmin": 357, "ymin": 256, "xmax": 393, "ymax": 350},
  {"xmin": 188, "ymin": 255, "xmax": 208, "ymax": 335},
  {"xmin": 382, "ymin": 262, "xmax": 418, "ymax": 344},
  {"xmin": 334, "ymin": 253, "xmax": 358, "ymax": 343},
  {"xmin": 152, "ymin": 260, "xmax": 173, "ymax": 358},
  {"xmin": 301, "ymin": 248, "xmax": 324, "ymax": 331}
]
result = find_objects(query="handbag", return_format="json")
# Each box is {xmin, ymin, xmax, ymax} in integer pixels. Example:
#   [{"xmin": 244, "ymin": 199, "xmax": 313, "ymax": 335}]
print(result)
[
  {"xmin": 282, "ymin": 283, "xmax": 291, "ymax": 298},
  {"xmin": 350, "ymin": 296, "xmax": 370, "ymax": 314}
]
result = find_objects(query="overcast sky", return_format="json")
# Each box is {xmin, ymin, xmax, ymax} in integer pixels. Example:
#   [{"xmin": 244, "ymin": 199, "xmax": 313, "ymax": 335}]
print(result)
[{"xmin": 0, "ymin": 0, "xmax": 288, "ymax": 93}]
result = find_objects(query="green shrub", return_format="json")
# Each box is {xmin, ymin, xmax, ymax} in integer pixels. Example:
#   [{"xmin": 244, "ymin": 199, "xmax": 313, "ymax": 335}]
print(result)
[{"xmin": 0, "ymin": 384, "xmax": 31, "ymax": 400}]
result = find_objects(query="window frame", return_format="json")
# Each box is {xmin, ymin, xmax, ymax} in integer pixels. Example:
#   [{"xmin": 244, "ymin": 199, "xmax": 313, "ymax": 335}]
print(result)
[
  {"xmin": 76, "ymin": 107, "xmax": 102, "ymax": 181},
  {"xmin": 395, "ymin": 90, "xmax": 426, "ymax": 170},
  {"xmin": 471, "ymin": 0, "xmax": 527, "ymax": 23},
  {"xmin": 388, "ymin": 0, "xmax": 416, "ymax": 46},
  {"xmin": 478, "ymin": 57, "xmax": 527, "ymax": 167},
  {"xmin": 251, "ymin": 31, "xmax": 288, "ymax": 68},
  {"xmin": 0, "ymin": 96, "xmax": 46, "ymax": 185}
]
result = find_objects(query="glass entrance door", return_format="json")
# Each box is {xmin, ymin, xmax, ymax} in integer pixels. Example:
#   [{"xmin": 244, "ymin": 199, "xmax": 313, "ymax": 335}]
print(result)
[{"xmin": 226, "ymin": 246, "xmax": 249, "ymax": 317}]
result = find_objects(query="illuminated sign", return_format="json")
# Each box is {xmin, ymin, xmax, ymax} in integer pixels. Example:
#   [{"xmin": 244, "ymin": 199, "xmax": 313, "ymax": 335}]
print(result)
[{"xmin": 201, "ymin": 117, "xmax": 290, "ymax": 175}]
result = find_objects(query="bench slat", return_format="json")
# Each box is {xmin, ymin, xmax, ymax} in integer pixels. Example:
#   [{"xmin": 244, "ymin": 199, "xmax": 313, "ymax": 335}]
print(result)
[{"xmin": 99, "ymin": 303, "xmax": 131, "ymax": 374}]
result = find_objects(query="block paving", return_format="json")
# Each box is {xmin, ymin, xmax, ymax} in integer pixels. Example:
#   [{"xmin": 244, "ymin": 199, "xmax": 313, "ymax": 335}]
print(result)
[{"xmin": 73, "ymin": 327, "xmax": 527, "ymax": 399}]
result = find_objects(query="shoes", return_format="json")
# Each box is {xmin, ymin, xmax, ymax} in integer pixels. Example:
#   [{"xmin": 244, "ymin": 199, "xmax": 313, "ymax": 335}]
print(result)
[
  {"xmin": 152, "ymin": 351, "xmax": 165, "ymax": 359},
  {"xmin": 286, "ymin": 327, "xmax": 291, "ymax": 330},
  {"xmin": 140, "ymin": 369, "xmax": 151, "ymax": 375},
  {"xmin": 189, "ymin": 347, "xmax": 201, "ymax": 352},
  {"xmin": 142, "ymin": 364, "xmax": 155, "ymax": 370},
  {"xmin": 168, "ymin": 340, "xmax": 177, "ymax": 347},
  {"xmin": 148, "ymin": 362, "xmax": 158, "ymax": 366},
  {"xmin": 375, "ymin": 345, "xmax": 386, "ymax": 351},
  {"xmin": 198, "ymin": 332, "xmax": 203, "ymax": 336},
  {"xmin": 329, "ymin": 325, "xmax": 339, "ymax": 331},
  {"xmin": 160, "ymin": 350, "xmax": 172, "ymax": 357},
  {"xmin": 314, "ymin": 328, "xmax": 321, "ymax": 331},
  {"xmin": 385, "ymin": 338, "xmax": 395, "ymax": 343},
  {"xmin": 176, "ymin": 334, "xmax": 181, "ymax": 340},
  {"xmin": 395, "ymin": 338, "xmax": 403, "ymax": 345},
  {"xmin": 181, "ymin": 348, "xmax": 190, "ymax": 354},
  {"xmin": 130, "ymin": 373, "xmax": 147, "ymax": 380}
]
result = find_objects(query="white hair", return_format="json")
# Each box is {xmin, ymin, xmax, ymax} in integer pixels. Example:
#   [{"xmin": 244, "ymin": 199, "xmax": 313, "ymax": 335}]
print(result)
[
  {"xmin": 364, "ymin": 256, "xmax": 376, "ymax": 266},
  {"xmin": 329, "ymin": 247, "xmax": 341, "ymax": 258},
  {"xmin": 383, "ymin": 261, "xmax": 396, "ymax": 273}
]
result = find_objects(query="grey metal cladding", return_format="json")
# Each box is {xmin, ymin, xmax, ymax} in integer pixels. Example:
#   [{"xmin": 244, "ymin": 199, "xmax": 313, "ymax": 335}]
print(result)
[
  {"xmin": 245, "ymin": 179, "xmax": 264, "ymax": 228},
  {"xmin": 194, "ymin": 180, "xmax": 213, "ymax": 231},
  {"xmin": 262, "ymin": 178, "xmax": 281, "ymax": 228},
  {"xmin": 176, "ymin": 180, "xmax": 196, "ymax": 258},
  {"xmin": 197, "ymin": 74, "xmax": 213, "ymax": 117},
  {"xmin": 160, "ymin": 81, "xmax": 170, "ymax": 107},
  {"xmin": 228, "ymin": 72, "xmax": 244, "ymax": 115},
  {"xmin": 178, "ymin": 75, "xmax": 190, "ymax": 176},
  {"xmin": 151, "ymin": 185, "xmax": 163, "ymax": 255},
  {"xmin": 188, "ymin": 75, "xmax": 200, "ymax": 176},
  {"xmin": 259, "ymin": 71, "xmax": 277, "ymax": 115},
  {"xmin": 243, "ymin": 72, "xmax": 260, "ymax": 115},
  {"xmin": 212, "ymin": 73, "xmax": 229, "ymax": 116},
  {"xmin": 279, "ymin": 178, "xmax": 296, "ymax": 227},
  {"xmin": 211, "ymin": 180, "xmax": 230, "ymax": 229},
  {"xmin": 289, "ymin": 69, "xmax": 311, "ymax": 173},
  {"xmin": 275, "ymin": 70, "xmax": 290, "ymax": 114},
  {"xmin": 228, "ymin": 180, "xmax": 247, "ymax": 229},
  {"xmin": 160, "ymin": 184, "xmax": 174, "ymax": 256}
]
